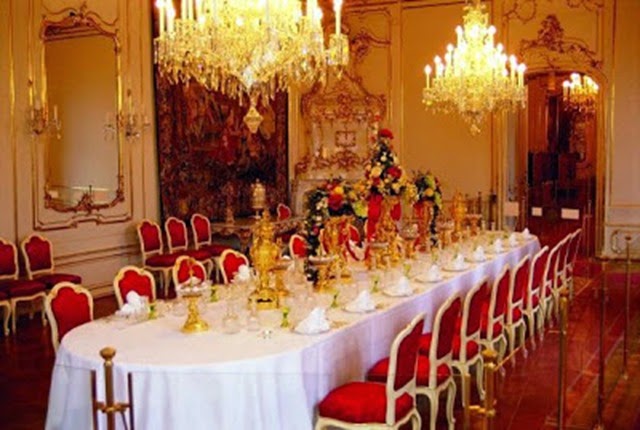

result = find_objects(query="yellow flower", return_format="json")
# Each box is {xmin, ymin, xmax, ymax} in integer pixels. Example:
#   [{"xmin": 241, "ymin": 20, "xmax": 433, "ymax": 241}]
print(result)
[
  {"xmin": 425, "ymin": 188, "xmax": 435, "ymax": 197},
  {"xmin": 334, "ymin": 186, "xmax": 344, "ymax": 195},
  {"xmin": 371, "ymin": 166, "xmax": 382, "ymax": 178}
]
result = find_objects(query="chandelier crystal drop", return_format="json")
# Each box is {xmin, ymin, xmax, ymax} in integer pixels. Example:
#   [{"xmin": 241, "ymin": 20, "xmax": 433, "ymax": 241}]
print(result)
[
  {"xmin": 562, "ymin": 73, "xmax": 598, "ymax": 117},
  {"xmin": 422, "ymin": 1, "xmax": 527, "ymax": 135},
  {"xmin": 154, "ymin": 0, "xmax": 349, "ymax": 132}
]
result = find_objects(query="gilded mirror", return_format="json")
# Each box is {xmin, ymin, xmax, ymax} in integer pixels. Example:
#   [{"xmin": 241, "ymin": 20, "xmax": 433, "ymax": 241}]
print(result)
[{"xmin": 40, "ymin": 5, "xmax": 124, "ymax": 214}]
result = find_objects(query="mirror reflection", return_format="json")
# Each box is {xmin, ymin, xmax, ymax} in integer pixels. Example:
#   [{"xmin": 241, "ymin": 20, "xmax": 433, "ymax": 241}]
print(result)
[{"xmin": 41, "ymin": 11, "xmax": 123, "ymax": 212}]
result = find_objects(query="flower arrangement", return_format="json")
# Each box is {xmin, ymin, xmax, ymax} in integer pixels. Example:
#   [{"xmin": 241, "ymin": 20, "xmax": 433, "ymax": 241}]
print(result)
[
  {"xmin": 304, "ymin": 178, "xmax": 364, "ymax": 258},
  {"xmin": 364, "ymin": 129, "xmax": 416, "ymax": 200},
  {"xmin": 413, "ymin": 170, "xmax": 443, "ymax": 209}
]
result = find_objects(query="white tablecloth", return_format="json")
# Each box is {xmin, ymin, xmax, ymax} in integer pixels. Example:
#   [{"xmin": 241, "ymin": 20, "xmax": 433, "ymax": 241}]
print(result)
[{"xmin": 46, "ymin": 237, "xmax": 539, "ymax": 430}]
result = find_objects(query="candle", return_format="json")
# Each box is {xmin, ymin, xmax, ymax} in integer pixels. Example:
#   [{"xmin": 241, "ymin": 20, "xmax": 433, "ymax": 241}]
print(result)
[
  {"xmin": 517, "ymin": 64, "xmax": 525, "ymax": 86},
  {"xmin": 156, "ymin": 0, "xmax": 165, "ymax": 35},
  {"xmin": 53, "ymin": 105, "xmax": 58, "ymax": 121},
  {"xmin": 424, "ymin": 65, "xmax": 432, "ymax": 89},
  {"xmin": 181, "ymin": 0, "xmax": 187, "ymax": 18},
  {"xmin": 456, "ymin": 26, "xmax": 462, "ymax": 45},
  {"xmin": 334, "ymin": 0, "xmax": 343, "ymax": 36},
  {"xmin": 168, "ymin": 6, "xmax": 176, "ymax": 32},
  {"xmin": 265, "ymin": 0, "xmax": 269, "ymax": 22}
]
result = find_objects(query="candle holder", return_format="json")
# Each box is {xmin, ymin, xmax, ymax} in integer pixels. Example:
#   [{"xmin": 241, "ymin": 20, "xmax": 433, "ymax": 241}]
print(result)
[
  {"xmin": 309, "ymin": 255, "xmax": 336, "ymax": 294},
  {"xmin": 273, "ymin": 259, "xmax": 292, "ymax": 298},
  {"xmin": 181, "ymin": 291, "xmax": 209, "ymax": 333}
]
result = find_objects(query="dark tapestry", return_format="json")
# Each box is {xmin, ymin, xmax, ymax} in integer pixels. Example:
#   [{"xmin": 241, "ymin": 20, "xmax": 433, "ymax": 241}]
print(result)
[{"xmin": 155, "ymin": 76, "xmax": 288, "ymax": 221}]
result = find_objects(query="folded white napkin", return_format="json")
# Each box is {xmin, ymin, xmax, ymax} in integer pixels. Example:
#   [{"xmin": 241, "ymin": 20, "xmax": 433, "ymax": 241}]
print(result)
[
  {"xmin": 451, "ymin": 254, "xmax": 466, "ymax": 270},
  {"xmin": 385, "ymin": 276, "xmax": 413, "ymax": 296},
  {"xmin": 126, "ymin": 291, "xmax": 143, "ymax": 307},
  {"xmin": 493, "ymin": 238, "xmax": 504, "ymax": 253},
  {"xmin": 116, "ymin": 291, "xmax": 146, "ymax": 316},
  {"xmin": 294, "ymin": 307, "xmax": 330, "ymax": 334},
  {"xmin": 522, "ymin": 228, "xmax": 531, "ymax": 238},
  {"xmin": 235, "ymin": 265, "xmax": 251, "ymax": 282},
  {"xmin": 426, "ymin": 264, "xmax": 442, "ymax": 282},
  {"xmin": 345, "ymin": 290, "xmax": 376, "ymax": 313},
  {"xmin": 508, "ymin": 233, "xmax": 518, "ymax": 247},
  {"xmin": 473, "ymin": 246, "xmax": 486, "ymax": 262}
]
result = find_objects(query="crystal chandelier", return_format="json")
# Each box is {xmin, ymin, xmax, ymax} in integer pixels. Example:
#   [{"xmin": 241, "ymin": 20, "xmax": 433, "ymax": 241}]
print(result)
[
  {"xmin": 562, "ymin": 73, "xmax": 598, "ymax": 117},
  {"xmin": 154, "ymin": 0, "xmax": 349, "ymax": 133},
  {"xmin": 422, "ymin": 1, "xmax": 527, "ymax": 134}
]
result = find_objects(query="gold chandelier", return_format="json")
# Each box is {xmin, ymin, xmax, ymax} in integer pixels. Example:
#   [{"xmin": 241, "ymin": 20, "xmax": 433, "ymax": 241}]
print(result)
[
  {"xmin": 562, "ymin": 73, "xmax": 598, "ymax": 117},
  {"xmin": 422, "ymin": 1, "xmax": 527, "ymax": 134},
  {"xmin": 154, "ymin": 0, "xmax": 349, "ymax": 132}
]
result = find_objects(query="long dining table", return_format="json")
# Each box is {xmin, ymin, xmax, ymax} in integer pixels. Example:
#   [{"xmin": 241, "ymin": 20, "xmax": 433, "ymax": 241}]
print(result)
[{"xmin": 45, "ymin": 234, "xmax": 539, "ymax": 430}]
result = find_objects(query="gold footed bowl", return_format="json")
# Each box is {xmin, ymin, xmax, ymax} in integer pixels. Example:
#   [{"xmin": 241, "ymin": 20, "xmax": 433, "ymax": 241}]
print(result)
[
  {"xmin": 309, "ymin": 255, "xmax": 336, "ymax": 294},
  {"xmin": 181, "ymin": 293, "xmax": 209, "ymax": 334}
]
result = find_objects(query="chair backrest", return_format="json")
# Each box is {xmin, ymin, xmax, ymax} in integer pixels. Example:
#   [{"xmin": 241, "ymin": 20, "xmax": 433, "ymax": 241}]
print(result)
[
  {"xmin": 137, "ymin": 220, "xmax": 164, "ymax": 260},
  {"xmin": 45, "ymin": 282, "xmax": 94, "ymax": 351},
  {"xmin": 545, "ymin": 242, "xmax": 561, "ymax": 291},
  {"xmin": 460, "ymin": 278, "xmax": 489, "ymax": 355},
  {"xmin": 348, "ymin": 224, "xmax": 361, "ymax": 244},
  {"xmin": 22, "ymin": 234, "xmax": 54, "ymax": 278},
  {"xmin": 488, "ymin": 265, "xmax": 511, "ymax": 330},
  {"xmin": 191, "ymin": 213, "xmax": 212, "ymax": 249},
  {"xmin": 113, "ymin": 266, "xmax": 156, "ymax": 308},
  {"xmin": 529, "ymin": 246, "xmax": 549, "ymax": 304},
  {"xmin": 165, "ymin": 217, "xmax": 189, "ymax": 253},
  {"xmin": 172, "ymin": 256, "xmax": 207, "ymax": 286},
  {"xmin": 219, "ymin": 249, "xmax": 249, "ymax": 284},
  {"xmin": 509, "ymin": 255, "xmax": 531, "ymax": 321},
  {"xmin": 289, "ymin": 234, "xmax": 307, "ymax": 259},
  {"xmin": 555, "ymin": 236, "xmax": 570, "ymax": 285},
  {"xmin": 383, "ymin": 313, "xmax": 425, "ymax": 425},
  {"xmin": 276, "ymin": 203, "xmax": 292, "ymax": 221},
  {"xmin": 567, "ymin": 229, "xmax": 582, "ymax": 268},
  {"xmin": 0, "ymin": 238, "xmax": 19, "ymax": 280},
  {"xmin": 427, "ymin": 295, "xmax": 462, "ymax": 386}
]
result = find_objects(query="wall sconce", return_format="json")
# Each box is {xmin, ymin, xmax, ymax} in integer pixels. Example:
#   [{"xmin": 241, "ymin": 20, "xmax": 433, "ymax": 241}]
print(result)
[
  {"xmin": 104, "ymin": 89, "xmax": 150, "ymax": 140},
  {"xmin": 28, "ymin": 80, "xmax": 62, "ymax": 138}
]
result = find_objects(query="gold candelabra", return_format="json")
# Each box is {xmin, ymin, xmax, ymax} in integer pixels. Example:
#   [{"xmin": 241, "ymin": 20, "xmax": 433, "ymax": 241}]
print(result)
[
  {"xmin": 325, "ymin": 216, "xmax": 351, "ymax": 279},
  {"xmin": 181, "ymin": 258, "xmax": 209, "ymax": 333},
  {"xmin": 309, "ymin": 255, "xmax": 336, "ymax": 294},
  {"xmin": 249, "ymin": 211, "xmax": 280, "ymax": 309},
  {"xmin": 451, "ymin": 191, "xmax": 468, "ymax": 241}
]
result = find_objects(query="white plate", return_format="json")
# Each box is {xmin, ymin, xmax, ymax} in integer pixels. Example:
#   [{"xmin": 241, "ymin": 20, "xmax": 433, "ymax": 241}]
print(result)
[
  {"xmin": 343, "ymin": 305, "xmax": 376, "ymax": 314},
  {"xmin": 293, "ymin": 327, "xmax": 331, "ymax": 335},
  {"xmin": 443, "ymin": 264, "xmax": 470, "ymax": 272},
  {"xmin": 466, "ymin": 256, "xmax": 487, "ymax": 263},
  {"xmin": 415, "ymin": 274, "xmax": 444, "ymax": 283}
]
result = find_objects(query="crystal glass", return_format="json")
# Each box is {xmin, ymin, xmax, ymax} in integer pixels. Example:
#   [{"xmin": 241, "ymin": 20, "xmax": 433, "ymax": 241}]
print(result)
[{"xmin": 246, "ymin": 299, "xmax": 261, "ymax": 332}]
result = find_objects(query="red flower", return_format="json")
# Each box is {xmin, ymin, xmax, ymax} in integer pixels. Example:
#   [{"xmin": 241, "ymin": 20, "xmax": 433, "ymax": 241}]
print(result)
[
  {"xmin": 388, "ymin": 165, "xmax": 402, "ymax": 179},
  {"xmin": 328, "ymin": 193, "xmax": 344, "ymax": 211},
  {"xmin": 379, "ymin": 129, "xmax": 394, "ymax": 139},
  {"xmin": 372, "ymin": 177, "xmax": 381, "ymax": 186}
]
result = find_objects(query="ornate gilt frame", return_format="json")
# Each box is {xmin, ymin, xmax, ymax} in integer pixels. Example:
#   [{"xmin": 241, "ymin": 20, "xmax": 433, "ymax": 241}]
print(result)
[{"xmin": 30, "ymin": 2, "xmax": 130, "ymax": 229}]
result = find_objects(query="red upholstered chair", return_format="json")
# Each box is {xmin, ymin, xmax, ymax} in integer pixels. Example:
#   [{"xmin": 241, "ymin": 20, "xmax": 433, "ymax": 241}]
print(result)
[
  {"xmin": 172, "ymin": 256, "xmax": 207, "ymax": 287},
  {"xmin": 505, "ymin": 255, "xmax": 530, "ymax": 358},
  {"xmin": 113, "ymin": 266, "xmax": 156, "ymax": 309},
  {"xmin": 316, "ymin": 313, "xmax": 425, "ymax": 430},
  {"xmin": 542, "ymin": 242, "xmax": 561, "ymax": 326},
  {"xmin": 452, "ymin": 278, "xmax": 489, "ymax": 408},
  {"xmin": 165, "ymin": 217, "xmax": 213, "ymax": 271},
  {"xmin": 190, "ymin": 213, "xmax": 231, "ymax": 257},
  {"xmin": 276, "ymin": 203, "xmax": 292, "ymax": 221},
  {"xmin": 21, "ymin": 234, "xmax": 82, "ymax": 289},
  {"xmin": 289, "ymin": 234, "xmax": 307, "ymax": 259},
  {"xmin": 137, "ymin": 219, "xmax": 181, "ymax": 297},
  {"xmin": 1, "ymin": 238, "xmax": 47, "ymax": 334},
  {"xmin": 219, "ymin": 249, "xmax": 250, "ymax": 284},
  {"xmin": 524, "ymin": 246, "xmax": 549, "ymax": 343},
  {"xmin": 478, "ymin": 266, "xmax": 510, "ymax": 364},
  {"xmin": 409, "ymin": 295, "xmax": 460, "ymax": 430},
  {"xmin": 45, "ymin": 282, "xmax": 93, "ymax": 351}
]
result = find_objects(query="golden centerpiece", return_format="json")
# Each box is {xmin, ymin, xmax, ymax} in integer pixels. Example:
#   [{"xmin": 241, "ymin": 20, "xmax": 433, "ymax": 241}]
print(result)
[
  {"xmin": 272, "ymin": 258, "xmax": 292, "ymax": 299},
  {"xmin": 375, "ymin": 197, "xmax": 402, "ymax": 266},
  {"xmin": 309, "ymin": 255, "xmax": 336, "ymax": 294},
  {"xmin": 178, "ymin": 259, "xmax": 210, "ymax": 334},
  {"xmin": 249, "ymin": 211, "xmax": 279, "ymax": 310},
  {"xmin": 325, "ymin": 216, "xmax": 352, "ymax": 279}
]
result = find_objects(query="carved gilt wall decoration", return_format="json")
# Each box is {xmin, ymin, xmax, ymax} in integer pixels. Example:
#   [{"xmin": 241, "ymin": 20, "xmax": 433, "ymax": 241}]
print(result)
[{"xmin": 519, "ymin": 14, "xmax": 602, "ymax": 71}]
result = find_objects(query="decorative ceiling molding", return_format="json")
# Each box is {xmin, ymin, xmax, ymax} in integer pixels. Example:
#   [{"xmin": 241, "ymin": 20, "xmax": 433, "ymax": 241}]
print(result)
[{"xmin": 503, "ymin": 0, "xmax": 604, "ymax": 25}]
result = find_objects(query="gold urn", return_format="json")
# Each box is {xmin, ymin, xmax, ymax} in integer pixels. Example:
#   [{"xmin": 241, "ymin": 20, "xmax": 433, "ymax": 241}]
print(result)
[{"xmin": 249, "ymin": 211, "xmax": 279, "ymax": 309}]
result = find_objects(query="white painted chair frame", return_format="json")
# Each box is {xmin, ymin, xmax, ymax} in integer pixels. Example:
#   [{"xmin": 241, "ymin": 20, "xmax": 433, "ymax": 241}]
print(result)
[
  {"xmin": 523, "ymin": 246, "xmax": 549, "ymax": 344},
  {"xmin": 20, "ymin": 233, "xmax": 57, "ymax": 280},
  {"xmin": 505, "ymin": 255, "xmax": 530, "ymax": 359},
  {"xmin": 137, "ymin": 219, "xmax": 173, "ymax": 297},
  {"xmin": 218, "ymin": 249, "xmax": 250, "ymax": 284},
  {"xmin": 478, "ymin": 265, "xmax": 510, "ymax": 365},
  {"xmin": 315, "ymin": 313, "xmax": 425, "ymax": 430},
  {"xmin": 190, "ymin": 213, "xmax": 222, "ymax": 281},
  {"xmin": 172, "ymin": 256, "xmax": 207, "ymax": 288},
  {"xmin": 113, "ymin": 266, "xmax": 157, "ymax": 309}
]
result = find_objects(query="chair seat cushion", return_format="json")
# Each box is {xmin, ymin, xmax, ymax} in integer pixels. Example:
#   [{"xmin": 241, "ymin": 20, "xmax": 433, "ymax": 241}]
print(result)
[
  {"xmin": 201, "ymin": 244, "xmax": 230, "ymax": 257},
  {"xmin": 418, "ymin": 333, "xmax": 433, "ymax": 355},
  {"xmin": 34, "ymin": 274, "xmax": 82, "ymax": 290},
  {"xmin": 317, "ymin": 381, "xmax": 414, "ymax": 424},
  {"xmin": 368, "ymin": 355, "xmax": 452, "ymax": 387},
  {"xmin": 1, "ymin": 279, "xmax": 46, "ymax": 297},
  {"xmin": 182, "ymin": 249, "xmax": 212, "ymax": 261},
  {"xmin": 0, "ymin": 290, "xmax": 7, "ymax": 301},
  {"xmin": 146, "ymin": 253, "xmax": 181, "ymax": 268},
  {"xmin": 452, "ymin": 336, "xmax": 480, "ymax": 360}
]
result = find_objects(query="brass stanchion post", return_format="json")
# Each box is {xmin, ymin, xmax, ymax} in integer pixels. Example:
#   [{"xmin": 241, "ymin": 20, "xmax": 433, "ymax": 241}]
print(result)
[
  {"xmin": 463, "ymin": 372, "xmax": 471, "ymax": 430},
  {"xmin": 557, "ymin": 289, "xmax": 570, "ymax": 429},
  {"xmin": 595, "ymin": 266, "xmax": 606, "ymax": 430},
  {"xmin": 469, "ymin": 348, "xmax": 498, "ymax": 430},
  {"xmin": 91, "ymin": 347, "xmax": 133, "ymax": 430},
  {"xmin": 623, "ymin": 235, "xmax": 631, "ymax": 378}
]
